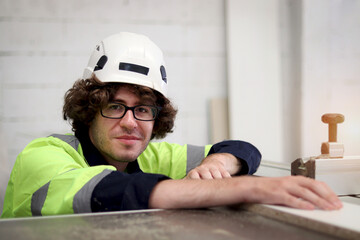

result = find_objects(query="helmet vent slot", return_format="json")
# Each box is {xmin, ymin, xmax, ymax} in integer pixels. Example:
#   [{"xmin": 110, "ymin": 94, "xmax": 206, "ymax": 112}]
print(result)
[
  {"xmin": 94, "ymin": 55, "xmax": 108, "ymax": 71},
  {"xmin": 160, "ymin": 65, "xmax": 167, "ymax": 83},
  {"xmin": 119, "ymin": 62, "xmax": 149, "ymax": 76}
]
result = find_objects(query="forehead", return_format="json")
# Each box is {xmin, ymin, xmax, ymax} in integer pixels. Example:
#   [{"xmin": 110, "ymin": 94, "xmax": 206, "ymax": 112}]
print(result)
[{"xmin": 111, "ymin": 84, "xmax": 156, "ymax": 104}]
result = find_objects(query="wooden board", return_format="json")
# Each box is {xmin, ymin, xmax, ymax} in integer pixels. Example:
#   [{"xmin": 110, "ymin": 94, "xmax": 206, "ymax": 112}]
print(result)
[
  {"xmin": 252, "ymin": 160, "xmax": 360, "ymax": 239},
  {"xmin": 315, "ymin": 156, "xmax": 360, "ymax": 195},
  {"xmin": 209, "ymin": 98, "xmax": 229, "ymax": 143},
  {"xmin": 291, "ymin": 156, "xmax": 360, "ymax": 195},
  {"xmin": 236, "ymin": 201, "xmax": 360, "ymax": 240}
]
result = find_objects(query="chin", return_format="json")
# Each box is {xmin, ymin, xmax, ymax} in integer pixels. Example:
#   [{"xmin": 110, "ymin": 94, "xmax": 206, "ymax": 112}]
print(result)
[{"xmin": 115, "ymin": 153, "xmax": 139, "ymax": 162}]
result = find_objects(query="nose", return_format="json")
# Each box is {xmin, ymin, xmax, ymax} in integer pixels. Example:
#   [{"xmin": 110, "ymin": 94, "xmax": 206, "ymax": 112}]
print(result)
[{"xmin": 119, "ymin": 109, "xmax": 138, "ymax": 130}]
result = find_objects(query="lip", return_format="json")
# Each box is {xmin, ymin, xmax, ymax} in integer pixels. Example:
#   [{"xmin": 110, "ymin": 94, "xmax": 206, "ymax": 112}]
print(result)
[
  {"xmin": 118, "ymin": 135, "xmax": 141, "ymax": 140},
  {"xmin": 116, "ymin": 135, "xmax": 141, "ymax": 144}
]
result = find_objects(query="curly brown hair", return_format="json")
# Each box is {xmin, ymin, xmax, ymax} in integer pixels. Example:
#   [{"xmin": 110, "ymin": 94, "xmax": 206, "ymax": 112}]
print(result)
[{"xmin": 63, "ymin": 76, "xmax": 177, "ymax": 139}]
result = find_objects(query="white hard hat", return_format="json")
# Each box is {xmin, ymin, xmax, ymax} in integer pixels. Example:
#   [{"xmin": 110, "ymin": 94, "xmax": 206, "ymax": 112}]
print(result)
[{"xmin": 83, "ymin": 32, "xmax": 168, "ymax": 97}]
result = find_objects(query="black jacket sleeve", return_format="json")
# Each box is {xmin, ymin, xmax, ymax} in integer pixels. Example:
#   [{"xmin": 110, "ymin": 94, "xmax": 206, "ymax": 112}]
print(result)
[
  {"xmin": 91, "ymin": 171, "xmax": 169, "ymax": 212},
  {"xmin": 207, "ymin": 140, "xmax": 261, "ymax": 175}
]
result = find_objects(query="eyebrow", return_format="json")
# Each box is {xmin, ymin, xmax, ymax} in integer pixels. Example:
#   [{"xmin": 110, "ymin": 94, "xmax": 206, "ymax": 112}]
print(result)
[
  {"xmin": 112, "ymin": 99, "xmax": 126, "ymax": 103},
  {"xmin": 111, "ymin": 99, "xmax": 154, "ymax": 105}
]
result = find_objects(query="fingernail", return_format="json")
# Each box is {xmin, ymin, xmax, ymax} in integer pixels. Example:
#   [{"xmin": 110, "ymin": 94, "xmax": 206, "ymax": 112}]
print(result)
[
  {"xmin": 336, "ymin": 200, "xmax": 343, "ymax": 208},
  {"xmin": 331, "ymin": 201, "xmax": 342, "ymax": 209},
  {"xmin": 326, "ymin": 203, "xmax": 336, "ymax": 210}
]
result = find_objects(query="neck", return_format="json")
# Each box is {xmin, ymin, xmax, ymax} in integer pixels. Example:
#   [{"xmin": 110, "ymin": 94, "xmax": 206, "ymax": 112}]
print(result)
[{"xmin": 105, "ymin": 158, "xmax": 129, "ymax": 172}]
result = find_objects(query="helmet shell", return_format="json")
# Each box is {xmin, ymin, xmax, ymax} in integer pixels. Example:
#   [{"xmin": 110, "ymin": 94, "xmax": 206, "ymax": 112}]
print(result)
[{"xmin": 83, "ymin": 32, "xmax": 168, "ymax": 97}]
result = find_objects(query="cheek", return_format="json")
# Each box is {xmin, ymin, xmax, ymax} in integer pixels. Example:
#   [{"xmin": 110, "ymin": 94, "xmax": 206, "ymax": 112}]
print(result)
[
  {"xmin": 89, "ymin": 115, "xmax": 110, "ymax": 144},
  {"xmin": 89, "ymin": 120, "xmax": 102, "ymax": 146},
  {"xmin": 142, "ymin": 122, "xmax": 155, "ymax": 139}
]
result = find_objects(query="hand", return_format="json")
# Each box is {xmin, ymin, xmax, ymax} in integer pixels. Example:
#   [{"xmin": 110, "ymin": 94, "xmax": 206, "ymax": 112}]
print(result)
[
  {"xmin": 150, "ymin": 175, "xmax": 342, "ymax": 211},
  {"xmin": 242, "ymin": 175, "xmax": 343, "ymax": 210},
  {"xmin": 186, "ymin": 153, "xmax": 240, "ymax": 179}
]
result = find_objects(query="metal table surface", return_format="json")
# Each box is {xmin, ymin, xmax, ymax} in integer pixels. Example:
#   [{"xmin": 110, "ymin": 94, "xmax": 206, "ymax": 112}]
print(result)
[{"xmin": 0, "ymin": 208, "xmax": 341, "ymax": 240}]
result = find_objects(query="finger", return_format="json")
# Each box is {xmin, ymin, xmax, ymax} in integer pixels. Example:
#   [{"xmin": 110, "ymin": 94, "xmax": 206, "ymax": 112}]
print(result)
[
  {"xmin": 287, "ymin": 196, "xmax": 316, "ymax": 210},
  {"xmin": 308, "ymin": 180, "xmax": 342, "ymax": 209},
  {"xmin": 220, "ymin": 170, "xmax": 231, "ymax": 178},
  {"xmin": 289, "ymin": 184, "xmax": 338, "ymax": 210},
  {"xmin": 186, "ymin": 171, "xmax": 200, "ymax": 180},
  {"xmin": 298, "ymin": 178, "xmax": 342, "ymax": 209},
  {"xmin": 291, "ymin": 187, "xmax": 331, "ymax": 210},
  {"xmin": 210, "ymin": 169, "xmax": 223, "ymax": 179},
  {"xmin": 199, "ymin": 170, "xmax": 214, "ymax": 180}
]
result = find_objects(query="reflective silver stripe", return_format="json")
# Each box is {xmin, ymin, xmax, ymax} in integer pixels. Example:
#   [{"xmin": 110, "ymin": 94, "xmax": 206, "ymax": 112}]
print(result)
[
  {"xmin": 31, "ymin": 182, "xmax": 50, "ymax": 216},
  {"xmin": 73, "ymin": 169, "xmax": 113, "ymax": 213},
  {"xmin": 49, "ymin": 134, "xmax": 80, "ymax": 151},
  {"xmin": 186, "ymin": 144, "xmax": 205, "ymax": 174},
  {"xmin": 31, "ymin": 169, "xmax": 76, "ymax": 216},
  {"xmin": 48, "ymin": 134, "xmax": 112, "ymax": 213}
]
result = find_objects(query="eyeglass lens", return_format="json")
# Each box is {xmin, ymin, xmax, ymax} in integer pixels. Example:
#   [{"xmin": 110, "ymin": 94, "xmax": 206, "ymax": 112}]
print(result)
[{"xmin": 102, "ymin": 103, "xmax": 157, "ymax": 120}]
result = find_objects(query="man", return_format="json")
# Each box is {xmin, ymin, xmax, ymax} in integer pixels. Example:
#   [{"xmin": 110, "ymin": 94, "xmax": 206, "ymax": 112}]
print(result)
[{"xmin": 1, "ymin": 32, "xmax": 342, "ymax": 218}]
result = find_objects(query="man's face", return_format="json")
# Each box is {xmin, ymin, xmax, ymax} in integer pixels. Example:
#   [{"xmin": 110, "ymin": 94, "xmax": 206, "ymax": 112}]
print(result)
[{"xmin": 89, "ymin": 85, "xmax": 155, "ymax": 164}]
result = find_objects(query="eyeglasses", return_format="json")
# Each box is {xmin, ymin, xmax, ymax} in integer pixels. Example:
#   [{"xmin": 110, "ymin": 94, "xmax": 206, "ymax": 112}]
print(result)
[{"xmin": 101, "ymin": 103, "xmax": 161, "ymax": 121}]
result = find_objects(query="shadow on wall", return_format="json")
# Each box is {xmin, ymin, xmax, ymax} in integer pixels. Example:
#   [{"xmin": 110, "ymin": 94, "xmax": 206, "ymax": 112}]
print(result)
[{"xmin": 0, "ymin": 132, "xmax": 11, "ymax": 214}]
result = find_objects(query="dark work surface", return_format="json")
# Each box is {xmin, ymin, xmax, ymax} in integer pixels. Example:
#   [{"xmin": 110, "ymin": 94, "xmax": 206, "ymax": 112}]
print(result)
[{"xmin": 0, "ymin": 208, "xmax": 342, "ymax": 240}]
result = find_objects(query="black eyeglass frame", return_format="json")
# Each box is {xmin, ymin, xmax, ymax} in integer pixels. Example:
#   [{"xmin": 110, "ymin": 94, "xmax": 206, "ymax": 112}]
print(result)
[{"xmin": 100, "ymin": 102, "xmax": 162, "ymax": 121}]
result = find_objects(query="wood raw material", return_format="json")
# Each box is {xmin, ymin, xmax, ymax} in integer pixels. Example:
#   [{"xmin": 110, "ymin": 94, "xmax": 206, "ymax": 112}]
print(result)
[{"xmin": 234, "ymin": 202, "xmax": 360, "ymax": 240}]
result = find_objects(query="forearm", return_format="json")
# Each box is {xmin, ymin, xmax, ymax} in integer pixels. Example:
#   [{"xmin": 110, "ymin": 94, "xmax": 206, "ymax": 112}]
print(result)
[
  {"xmin": 149, "ymin": 175, "xmax": 343, "ymax": 211},
  {"xmin": 149, "ymin": 177, "xmax": 247, "ymax": 209}
]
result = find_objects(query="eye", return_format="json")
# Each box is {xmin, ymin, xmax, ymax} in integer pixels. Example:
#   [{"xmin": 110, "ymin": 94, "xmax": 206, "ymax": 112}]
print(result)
[
  {"xmin": 108, "ymin": 103, "xmax": 123, "ymax": 111},
  {"xmin": 136, "ymin": 106, "xmax": 150, "ymax": 113}
]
